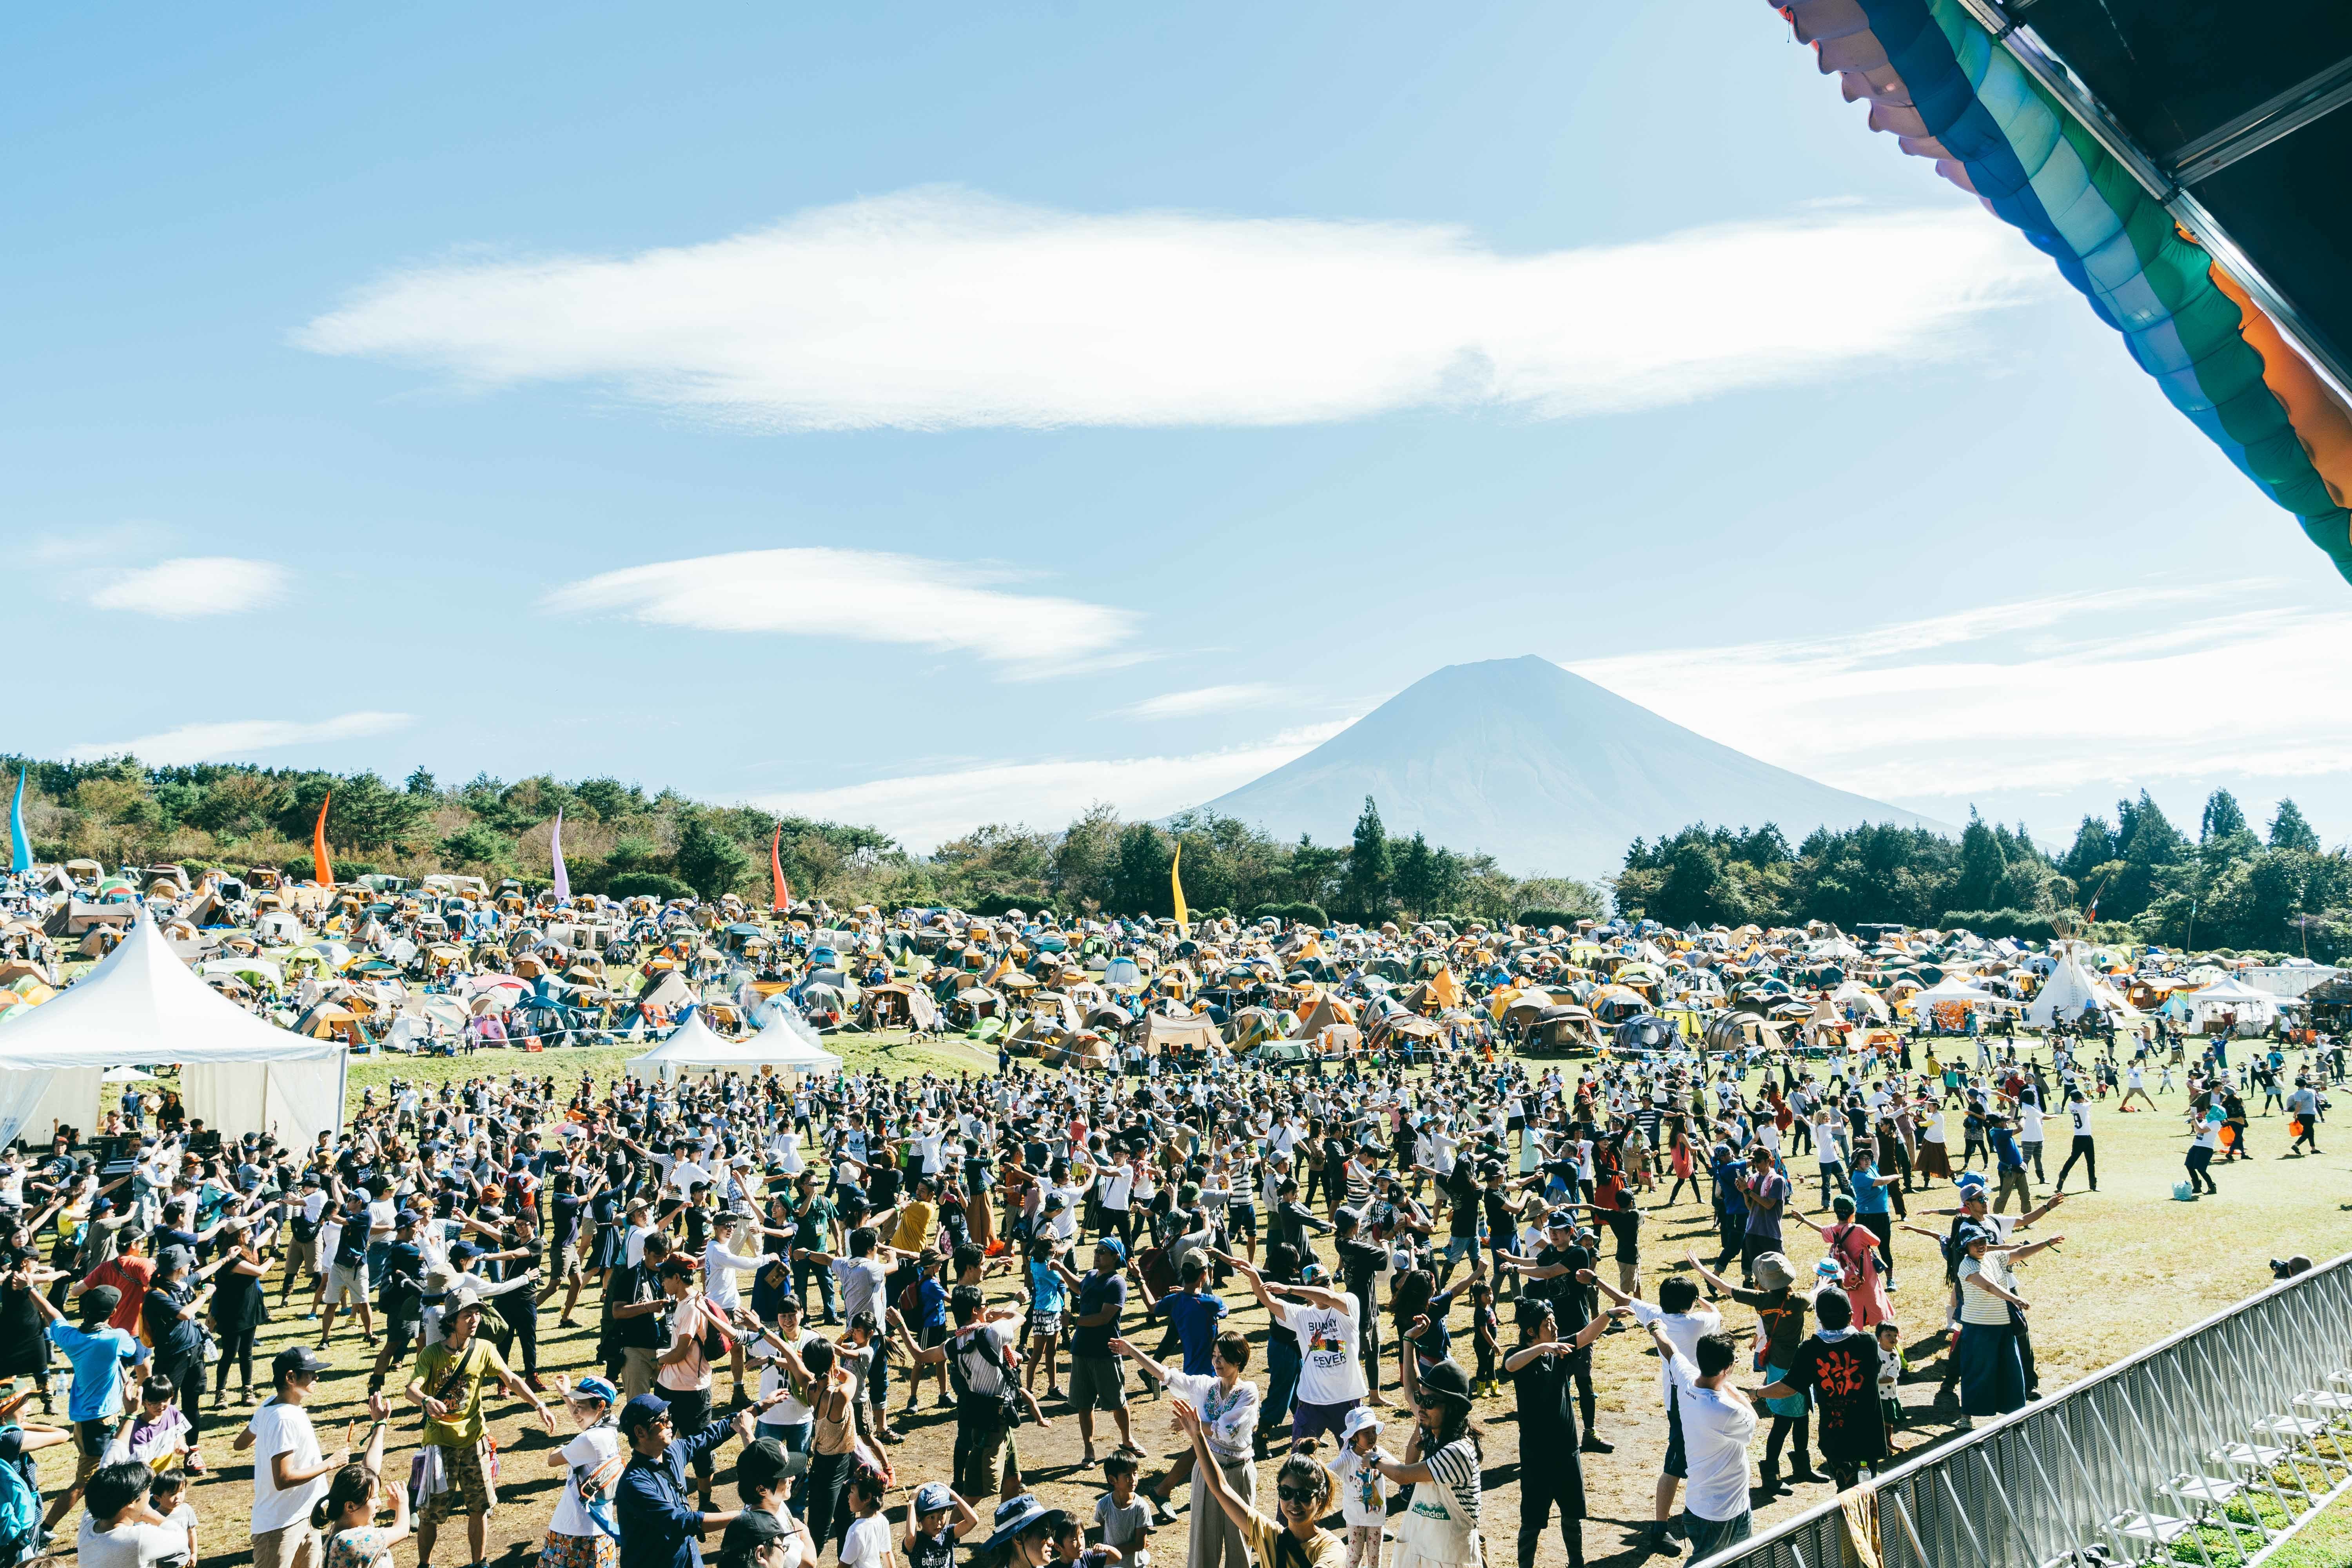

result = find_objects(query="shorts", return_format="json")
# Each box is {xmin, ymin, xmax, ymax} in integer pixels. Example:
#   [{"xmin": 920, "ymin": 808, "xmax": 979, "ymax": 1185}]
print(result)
[
  {"xmin": 422, "ymin": 1439, "xmax": 494, "ymax": 1521},
  {"xmin": 74, "ymin": 1418, "xmax": 114, "ymax": 1483},
  {"xmin": 1662, "ymin": 1395, "xmax": 1687, "ymax": 1479},
  {"xmin": 1291, "ymin": 1397, "xmax": 1358, "ymax": 1446},
  {"xmin": 540, "ymin": 1530, "xmax": 619, "ymax": 1568},
  {"xmin": 1026, "ymin": 1310, "xmax": 1062, "ymax": 1341},
  {"xmin": 620, "ymin": 1345, "xmax": 660, "ymax": 1398},
  {"xmin": 325, "ymin": 1261, "xmax": 370, "ymax": 1306},
  {"xmin": 1069, "ymin": 1354, "xmax": 1125, "ymax": 1412},
  {"xmin": 253, "ymin": 1522, "xmax": 322, "ymax": 1568},
  {"xmin": 1228, "ymin": 1205, "xmax": 1258, "ymax": 1241}
]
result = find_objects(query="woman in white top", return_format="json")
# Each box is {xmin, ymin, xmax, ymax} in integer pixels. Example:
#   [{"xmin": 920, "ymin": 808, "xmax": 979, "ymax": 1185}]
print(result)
[
  {"xmin": 1379, "ymin": 1358, "xmax": 1481, "ymax": 1568},
  {"xmin": 1951, "ymin": 1226, "xmax": 2062, "ymax": 1417},
  {"xmin": 540, "ymin": 1377, "xmax": 623, "ymax": 1568},
  {"xmin": 1111, "ymin": 1332, "xmax": 1261, "ymax": 1568}
]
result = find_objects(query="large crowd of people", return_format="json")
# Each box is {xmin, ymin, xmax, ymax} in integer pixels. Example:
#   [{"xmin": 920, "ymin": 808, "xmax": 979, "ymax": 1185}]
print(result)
[{"xmin": 0, "ymin": 874, "xmax": 2342, "ymax": 1568}]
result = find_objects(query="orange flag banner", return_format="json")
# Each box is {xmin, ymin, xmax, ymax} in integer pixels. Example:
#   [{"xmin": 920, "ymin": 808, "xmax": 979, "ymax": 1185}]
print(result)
[
  {"xmin": 771, "ymin": 826, "xmax": 791, "ymax": 913},
  {"xmin": 312, "ymin": 793, "xmax": 333, "ymax": 887}
]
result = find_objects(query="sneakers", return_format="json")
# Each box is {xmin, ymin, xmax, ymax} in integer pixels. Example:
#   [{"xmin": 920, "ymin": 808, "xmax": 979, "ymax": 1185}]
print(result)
[{"xmin": 1580, "ymin": 1435, "xmax": 1613, "ymax": 1454}]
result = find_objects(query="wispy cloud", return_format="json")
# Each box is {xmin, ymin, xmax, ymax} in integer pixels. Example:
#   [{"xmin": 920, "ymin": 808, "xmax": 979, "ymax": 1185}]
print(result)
[
  {"xmin": 68, "ymin": 711, "xmax": 414, "ymax": 764},
  {"xmin": 88, "ymin": 557, "xmax": 292, "ymax": 617},
  {"xmin": 754, "ymin": 721, "xmax": 1353, "ymax": 852},
  {"xmin": 298, "ymin": 187, "xmax": 2049, "ymax": 432},
  {"xmin": 1114, "ymin": 683, "xmax": 1283, "ymax": 720},
  {"xmin": 1564, "ymin": 580, "xmax": 2352, "ymax": 803},
  {"xmin": 542, "ymin": 547, "xmax": 1138, "ymax": 675}
]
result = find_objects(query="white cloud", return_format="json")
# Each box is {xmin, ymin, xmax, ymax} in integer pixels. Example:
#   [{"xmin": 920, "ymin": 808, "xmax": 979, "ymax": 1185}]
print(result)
[
  {"xmin": 88, "ymin": 557, "xmax": 292, "ymax": 617},
  {"xmin": 754, "ymin": 722, "xmax": 1352, "ymax": 852},
  {"xmin": 298, "ymin": 187, "xmax": 2049, "ymax": 432},
  {"xmin": 543, "ymin": 547, "xmax": 1137, "ymax": 674},
  {"xmin": 1563, "ymin": 581, "xmax": 2352, "ymax": 804},
  {"xmin": 1115, "ymin": 683, "xmax": 1283, "ymax": 720},
  {"xmin": 68, "ymin": 712, "xmax": 414, "ymax": 764}
]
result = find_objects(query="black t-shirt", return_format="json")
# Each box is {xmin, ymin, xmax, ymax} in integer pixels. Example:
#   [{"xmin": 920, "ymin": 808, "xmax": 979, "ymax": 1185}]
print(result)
[
  {"xmin": 142, "ymin": 1280, "xmax": 204, "ymax": 1361},
  {"xmin": 1071, "ymin": 1270, "xmax": 1125, "ymax": 1357},
  {"xmin": 380, "ymin": 1240, "xmax": 428, "ymax": 1312},
  {"xmin": 333, "ymin": 1210, "xmax": 370, "ymax": 1268},
  {"xmin": 1335, "ymin": 1238, "xmax": 1383, "ymax": 1300},
  {"xmin": 1511, "ymin": 1348, "xmax": 1577, "ymax": 1442}
]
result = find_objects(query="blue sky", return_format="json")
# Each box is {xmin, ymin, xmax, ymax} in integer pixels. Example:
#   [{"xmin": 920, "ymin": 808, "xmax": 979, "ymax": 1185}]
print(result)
[{"xmin": 11, "ymin": 2, "xmax": 2347, "ymax": 866}]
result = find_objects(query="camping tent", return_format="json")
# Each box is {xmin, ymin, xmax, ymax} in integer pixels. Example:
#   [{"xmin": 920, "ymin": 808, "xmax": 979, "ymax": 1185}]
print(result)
[
  {"xmin": 2160, "ymin": 975, "xmax": 2278, "ymax": 1033},
  {"xmin": 0, "ymin": 909, "xmax": 345, "ymax": 1149},
  {"xmin": 2026, "ymin": 952, "xmax": 2140, "ymax": 1028}
]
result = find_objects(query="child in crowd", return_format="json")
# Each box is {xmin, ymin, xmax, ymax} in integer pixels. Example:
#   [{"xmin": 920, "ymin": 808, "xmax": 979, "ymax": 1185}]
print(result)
[
  {"xmin": 1092, "ymin": 1454, "xmax": 1152, "ymax": 1560},
  {"xmin": 1875, "ymin": 1321, "xmax": 1906, "ymax": 1436},
  {"xmin": 149, "ymin": 1468, "xmax": 197, "ymax": 1565},
  {"xmin": 902, "ymin": 1481, "xmax": 981, "ymax": 1568},
  {"xmin": 841, "ymin": 1470, "xmax": 896, "ymax": 1568},
  {"xmin": 1324, "ymin": 1407, "xmax": 1392, "ymax": 1568},
  {"xmin": 1468, "ymin": 1279, "xmax": 1500, "ymax": 1396},
  {"xmin": 109, "ymin": 1377, "xmax": 192, "ymax": 1471}
]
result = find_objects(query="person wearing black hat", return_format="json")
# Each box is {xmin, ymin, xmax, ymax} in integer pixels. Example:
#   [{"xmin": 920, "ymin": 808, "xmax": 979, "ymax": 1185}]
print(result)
[
  {"xmin": 367, "ymin": 1210, "xmax": 431, "ymax": 1396},
  {"xmin": 614, "ymin": 1390, "xmax": 759, "ymax": 1568},
  {"xmin": 1381, "ymin": 1358, "xmax": 1483, "ymax": 1568}
]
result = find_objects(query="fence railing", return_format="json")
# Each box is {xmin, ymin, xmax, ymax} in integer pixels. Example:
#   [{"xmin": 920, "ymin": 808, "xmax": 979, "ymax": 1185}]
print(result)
[{"xmin": 1694, "ymin": 1252, "xmax": 2352, "ymax": 1568}]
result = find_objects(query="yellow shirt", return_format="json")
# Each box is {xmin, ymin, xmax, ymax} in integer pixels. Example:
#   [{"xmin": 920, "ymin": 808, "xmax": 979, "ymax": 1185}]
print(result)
[{"xmin": 891, "ymin": 1201, "xmax": 936, "ymax": 1256}]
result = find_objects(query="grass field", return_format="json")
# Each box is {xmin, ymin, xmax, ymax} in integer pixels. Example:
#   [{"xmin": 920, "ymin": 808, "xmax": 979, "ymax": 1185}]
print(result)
[{"xmin": 35, "ymin": 1034, "xmax": 2352, "ymax": 1568}]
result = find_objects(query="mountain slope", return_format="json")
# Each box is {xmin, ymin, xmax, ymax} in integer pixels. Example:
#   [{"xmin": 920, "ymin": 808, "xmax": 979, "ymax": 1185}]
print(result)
[{"xmin": 1191, "ymin": 656, "xmax": 1945, "ymax": 881}]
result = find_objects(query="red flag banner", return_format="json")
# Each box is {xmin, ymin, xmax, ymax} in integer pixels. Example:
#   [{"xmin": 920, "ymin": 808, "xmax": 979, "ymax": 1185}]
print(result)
[
  {"xmin": 771, "ymin": 826, "xmax": 791, "ymax": 913},
  {"xmin": 312, "ymin": 793, "xmax": 334, "ymax": 887}
]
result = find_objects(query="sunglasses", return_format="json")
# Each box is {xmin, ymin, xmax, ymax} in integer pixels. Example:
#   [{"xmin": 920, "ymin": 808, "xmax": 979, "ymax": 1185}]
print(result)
[{"xmin": 1276, "ymin": 1485, "xmax": 1319, "ymax": 1506}]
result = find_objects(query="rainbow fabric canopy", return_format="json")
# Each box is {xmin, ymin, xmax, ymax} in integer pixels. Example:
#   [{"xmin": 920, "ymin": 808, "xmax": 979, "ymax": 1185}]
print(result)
[{"xmin": 1773, "ymin": 0, "xmax": 2352, "ymax": 580}]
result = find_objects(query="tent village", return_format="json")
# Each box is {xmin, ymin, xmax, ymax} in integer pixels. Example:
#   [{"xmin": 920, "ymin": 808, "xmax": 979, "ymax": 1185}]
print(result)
[{"xmin": 0, "ymin": 858, "xmax": 2339, "ymax": 1149}]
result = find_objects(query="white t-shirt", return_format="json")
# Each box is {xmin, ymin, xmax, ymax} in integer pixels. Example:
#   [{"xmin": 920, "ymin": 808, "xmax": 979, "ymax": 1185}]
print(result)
[
  {"xmin": 1626, "ymin": 1299, "xmax": 1724, "ymax": 1404},
  {"xmin": 753, "ymin": 1328, "xmax": 818, "ymax": 1424},
  {"xmin": 2068, "ymin": 1101, "xmax": 2094, "ymax": 1136},
  {"xmin": 1279, "ymin": 1294, "xmax": 1367, "ymax": 1406},
  {"xmin": 1330, "ymin": 1447, "xmax": 1392, "ymax": 1528},
  {"xmin": 832, "ymin": 1257, "xmax": 887, "ymax": 1325},
  {"xmin": 549, "ymin": 1425, "xmax": 622, "ymax": 1537},
  {"xmin": 247, "ymin": 1398, "xmax": 329, "ymax": 1535},
  {"xmin": 76, "ymin": 1514, "xmax": 188, "ymax": 1568},
  {"xmin": 1664, "ymin": 1350, "xmax": 1759, "ymax": 1523},
  {"xmin": 842, "ymin": 1513, "xmax": 891, "ymax": 1568},
  {"xmin": 2016, "ymin": 1105, "xmax": 2043, "ymax": 1142}
]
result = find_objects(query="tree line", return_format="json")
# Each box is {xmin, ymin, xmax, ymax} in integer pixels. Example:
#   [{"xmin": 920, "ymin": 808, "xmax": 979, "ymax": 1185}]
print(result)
[
  {"xmin": 1611, "ymin": 789, "xmax": 2350, "ymax": 959},
  {"xmin": 2, "ymin": 757, "xmax": 1602, "ymax": 928}
]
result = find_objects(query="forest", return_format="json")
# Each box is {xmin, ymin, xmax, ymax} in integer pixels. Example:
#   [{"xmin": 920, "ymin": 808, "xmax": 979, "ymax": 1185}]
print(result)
[{"xmin": 1611, "ymin": 789, "xmax": 2350, "ymax": 958}]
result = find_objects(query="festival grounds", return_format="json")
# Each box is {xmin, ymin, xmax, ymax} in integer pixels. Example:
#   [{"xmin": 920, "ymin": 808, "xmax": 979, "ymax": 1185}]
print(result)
[{"xmin": 28, "ymin": 1034, "xmax": 2348, "ymax": 1568}]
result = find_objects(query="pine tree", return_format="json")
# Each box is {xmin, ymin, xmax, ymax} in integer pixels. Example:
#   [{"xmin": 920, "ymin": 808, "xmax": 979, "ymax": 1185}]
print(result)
[
  {"xmin": 2200, "ymin": 789, "xmax": 2247, "ymax": 842},
  {"xmin": 2269, "ymin": 798, "xmax": 2323, "ymax": 853},
  {"xmin": 1348, "ymin": 796, "xmax": 1394, "ymax": 921}
]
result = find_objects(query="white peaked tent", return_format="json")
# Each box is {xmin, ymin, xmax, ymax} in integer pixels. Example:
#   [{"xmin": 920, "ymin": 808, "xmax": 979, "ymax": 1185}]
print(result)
[
  {"xmin": 626, "ymin": 1004, "xmax": 844, "ymax": 1085},
  {"xmin": 0, "ymin": 909, "xmax": 345, "ymax": 1149},
  {"xmin": 1903, "ymin": 976, "xmax": 2004, "ymax": 1014},
  {"xmin": 2027, "ymin": 951, "xmax": 2140, "ymax": 1028}
]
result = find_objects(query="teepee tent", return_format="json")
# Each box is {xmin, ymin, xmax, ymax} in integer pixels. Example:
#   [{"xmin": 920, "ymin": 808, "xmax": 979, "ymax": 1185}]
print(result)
[
  {"xmin": 2027, "ymin": 950, "xmax": 2140, "ymax": 1028},
  {"xmin": 0, "ymin": 909, "xmax": 345, "ymax": 1149}
]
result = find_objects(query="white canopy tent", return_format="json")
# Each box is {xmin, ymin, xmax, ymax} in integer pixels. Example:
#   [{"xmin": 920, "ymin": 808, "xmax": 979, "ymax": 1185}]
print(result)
[
  {"xmin": 0, "ymin": 909, "xmax": 345, "ymax": 1150},
  {"xmin": 2160, "ymin": 974, "xmax": 2278, "ymax": 1033},
  {"xmin": 626, "ymin": 1006, "xmax": 844, "ymax": 1085},
  {"xmin": 1902, "ymin": 976, "xmax": 2006, "ymax": 1015}
]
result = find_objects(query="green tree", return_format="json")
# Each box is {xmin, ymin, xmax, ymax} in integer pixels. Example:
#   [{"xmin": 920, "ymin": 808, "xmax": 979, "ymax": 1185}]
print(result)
[
  {"xmin": 2270, "ymin": 798, "xmax": 2323, "ymax": 853},
  {"xmin": 2200, "ymin": 789, "xmax": 2247, "ymax": 842},
  {"xmin": 675, "ymin": 815, "xmax": 753, "ymax": 899},
  {"xmin": 1347, "ymin": 797, "xmax": 1393, "ymax": 921},
  {"xmin": 404, "ymin": 766, "xmax": 439, "ymax": 797},
  {"xmin": 1954, "ymin": 808, "xmax": 2006, "ymax": 911},
  {"xmin": 439, "ymin": 823, "xmax": 514, "ymax": 868},
  {"xmin": 1111, "ymin": 822, "xmax": 1171, "ymax": 917}
]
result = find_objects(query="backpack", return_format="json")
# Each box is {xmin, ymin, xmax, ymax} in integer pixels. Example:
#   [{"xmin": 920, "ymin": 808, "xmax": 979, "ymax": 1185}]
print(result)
[
  {"xmin": 0, "ymin": 1432, "xmax": 41, "ymax": 1568},
  {"xmin": 946, "ymin": 1325, "xmax": 1024, "ymax": 1430}
]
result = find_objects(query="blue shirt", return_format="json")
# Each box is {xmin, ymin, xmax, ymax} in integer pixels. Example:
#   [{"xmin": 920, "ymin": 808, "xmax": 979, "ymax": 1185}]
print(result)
[
  {"xmin": 916, "ymin": 1278, "xmax": 949, "ymax": 1332},
  {"xmin": 1989, "ymin": 1127, "xmax": 2025, "ymax": 1173},
  {"xmin": 1154, "ymin": 1289, "xmax": 1228, "ymax": 1377},
  {"xmin": 47, "ymin": 1322, "xmax": 147, "ymax": 1421},
  {"xmin": 616, "ymin": 1417, "xmax": 739, "ymax": 1568},
  {"xmin": 1850, "ymin": 1165, "xmax": 1891, "ymax": 1215}
]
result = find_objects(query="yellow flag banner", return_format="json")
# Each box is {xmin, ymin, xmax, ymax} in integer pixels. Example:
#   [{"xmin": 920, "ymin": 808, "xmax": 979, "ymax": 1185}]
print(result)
[
  {"xmin": 1171, "ymin": 842, "xmax": 1190, "ymax": 937},
  {"xmin": 312, "ymin": 792, "xmax": 334, "ymax": 888}
]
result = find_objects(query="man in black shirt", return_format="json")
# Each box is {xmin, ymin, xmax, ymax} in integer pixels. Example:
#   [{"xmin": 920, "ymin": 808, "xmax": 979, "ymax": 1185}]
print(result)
[
  {"xmin": 1497, "ymin": 1212, "xmax": 1607, "ymax": 1452},
  {"xmin": 367, "ymin": 1210, "xmax": 430, "ymax": 1394},
  {"xmin": 604, "ymin": 1231, "xmax": 674, "ymax": 1397},
  {"xmin": 1504, "ymin": 1296, "xmax": 1612, "ymax": 1568},
  {"xmin": 1331, "ymin": 1210, "xmax": 1385, "ymax": 1388}
]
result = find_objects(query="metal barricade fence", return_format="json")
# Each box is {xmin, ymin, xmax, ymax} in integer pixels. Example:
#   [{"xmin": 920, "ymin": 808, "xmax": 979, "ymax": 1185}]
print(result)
[{"xmin": 1693, "ymin": 1252, "xmax": 2352, "ymax": 1568}]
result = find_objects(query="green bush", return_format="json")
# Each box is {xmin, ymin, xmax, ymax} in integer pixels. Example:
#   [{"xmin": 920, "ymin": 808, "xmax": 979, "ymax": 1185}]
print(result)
[
  {"xmin": 608, "ymin": 871, "xmax": 695, "ymax": 902},
  {"xmin": 1515, "ymin": 907, "xmax": 1589, "ymax": 932},
  {"xmin": 1937, "ymin": 907, "xmax": 2060, "ymax": 942},
  {"xmin": 1250, "ymin": 901, "xmax": 1328, "ymax": 928}
]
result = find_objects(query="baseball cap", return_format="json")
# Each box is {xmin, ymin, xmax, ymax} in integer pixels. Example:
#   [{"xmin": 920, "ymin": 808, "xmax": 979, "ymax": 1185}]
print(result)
[
  {"xmin": 80, "ymin": 1285, "xmax": 123, "ymax": 1318},
  {"xmin": 913, "ymin": 1481, "xmax": 955, "ymax": 1515},
  {"xmin": 395, "ymin": 1209, "xmax": 420, "ymax": 1227},
  {"xmin": 273, "ymin": 1345, "xmax": 328, "ymax": 1381},
  {"xmin": 619, "ymin": 1392, "xmax": 671, "ymax": 1435},
  {"xmin": 570, "ymin": 1376, "xmax": 619, "ymax": 1405}
]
